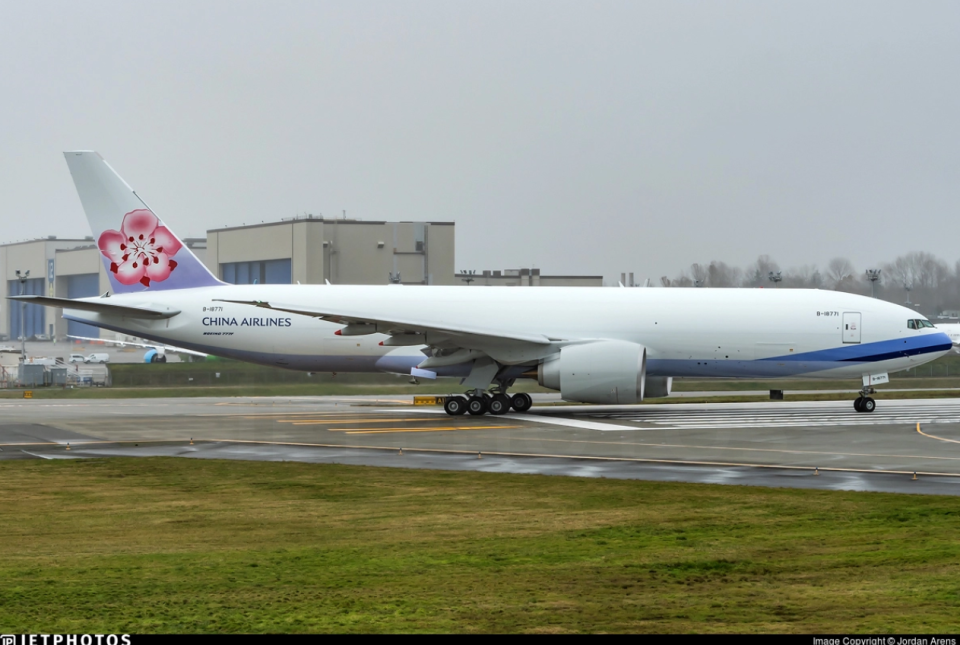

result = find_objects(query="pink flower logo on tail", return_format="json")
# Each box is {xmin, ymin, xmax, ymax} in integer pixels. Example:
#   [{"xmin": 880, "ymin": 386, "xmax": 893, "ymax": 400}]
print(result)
[{"xmin": 98, "ymin": 210, "xmax": 182, "ymax": 287}]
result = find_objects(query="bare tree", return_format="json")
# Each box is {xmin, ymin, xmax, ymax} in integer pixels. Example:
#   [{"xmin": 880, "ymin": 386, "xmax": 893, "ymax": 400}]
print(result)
[
  {"xmin": 656, "ymin": 250, "xmax": 960, "ymax": 314},
  {"xmin": 826, "ymin": 257, "xmax": 856, "ymax": 290},
  {"xmin": 743, "ymin": 255, "xmax": 780, "ymax": 287},
  {"xmin": 707, "ymin": 261, "xmax": 742, "ymax": 287},
  {"xmin": 690, "ymin": 263, "xmax": 708, "ymax": 286},
  {"xmin": 783, "ymin": 264, "xmax": 820, "ymax": 288}
]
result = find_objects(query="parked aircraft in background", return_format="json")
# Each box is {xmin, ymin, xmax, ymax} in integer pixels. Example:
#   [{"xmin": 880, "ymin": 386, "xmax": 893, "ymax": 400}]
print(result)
[
  {"xmin": 934, "ymin": 323, "xmax": 960, "ymax": 351},
  {"xmin": 8, "ymin": 151, "xmax": 954, "ymax": 416},
  {"xmin": 68, "ymin": 335, "xmax": 208, "ymax": 363}
]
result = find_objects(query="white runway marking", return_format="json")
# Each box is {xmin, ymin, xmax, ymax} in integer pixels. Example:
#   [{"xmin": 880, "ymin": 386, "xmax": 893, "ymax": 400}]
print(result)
[
  {"xmin": 502, "ymin": 413, "xmax": 636, "ymax": 431},
  {"xmin": 384, "ymin": 408, "xmax": 637, "ymax": 431},
  {"xmin": 587, "ymin": 402, "xmax": 960, "ymax": 430}
]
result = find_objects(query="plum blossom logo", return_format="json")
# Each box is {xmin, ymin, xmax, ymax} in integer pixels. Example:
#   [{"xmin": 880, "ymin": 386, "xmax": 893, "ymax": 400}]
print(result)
[{"xmin": 98, "ymin": 209, "xmax": 182, "ymax": 287}]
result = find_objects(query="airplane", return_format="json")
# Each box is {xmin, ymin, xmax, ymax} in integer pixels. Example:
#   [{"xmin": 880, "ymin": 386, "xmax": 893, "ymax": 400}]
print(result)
[
  {"xmin": 934, "ymin": 323, "xmax": 960, "ymax": 351},
  {"xmin": 7, "ymin": 151, "xmax": 954, "ymax": 416},
  {"xmin": 67, "ymin": 335, "xmax": 208, "ymax": 363}
]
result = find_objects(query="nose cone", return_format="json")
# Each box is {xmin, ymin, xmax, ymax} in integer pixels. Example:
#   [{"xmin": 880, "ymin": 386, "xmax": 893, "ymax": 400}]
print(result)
[{"xmin": 927, "ymin": 331, "xmax": 954, "ymax": 358}]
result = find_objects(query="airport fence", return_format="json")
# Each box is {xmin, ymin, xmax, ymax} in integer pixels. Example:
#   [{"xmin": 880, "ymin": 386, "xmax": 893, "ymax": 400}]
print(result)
[
  {"xmin": 106, "ymin": 362, "xmax": 411, "ymax": 388},
  {"xmin": 894, "ymin": 353, "xmax": 960, "ymax": 378}
]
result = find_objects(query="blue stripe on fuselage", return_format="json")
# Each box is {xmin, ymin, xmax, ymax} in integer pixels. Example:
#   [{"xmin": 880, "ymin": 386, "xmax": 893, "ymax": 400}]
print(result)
[{"xmin": 759, "ymin": 333, "xmax": 952, "ymax": 364}]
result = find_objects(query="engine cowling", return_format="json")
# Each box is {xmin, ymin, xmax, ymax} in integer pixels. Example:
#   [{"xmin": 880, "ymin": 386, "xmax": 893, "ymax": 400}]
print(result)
[
  {"xmin": 644, "ymin": 376, "xmax": 672, "ymax": 398},
  {"xmin": 538, "ymin": 340, "xmax": 646, "ymax": 404}
]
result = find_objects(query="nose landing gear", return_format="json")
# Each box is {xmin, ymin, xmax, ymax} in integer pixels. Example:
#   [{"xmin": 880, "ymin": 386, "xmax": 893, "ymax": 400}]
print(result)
[{"xmin": 854, "ymin": 387, "xmax": 877, "ymax": 413}]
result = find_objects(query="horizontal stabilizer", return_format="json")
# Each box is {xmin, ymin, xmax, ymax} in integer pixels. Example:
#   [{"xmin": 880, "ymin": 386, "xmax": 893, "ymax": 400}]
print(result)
[{"xmin": 7, "ymin": 295, "xmax": 180, "ymax": 319}]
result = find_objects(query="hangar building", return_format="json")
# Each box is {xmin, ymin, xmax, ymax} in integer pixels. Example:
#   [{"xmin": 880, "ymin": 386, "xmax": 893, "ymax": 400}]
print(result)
[
  {"xmin": 455, "ymin": 268, "xmax": 603, "ymax": 287},
  {"xmin": 0, "ymin": 216, "xmax": 455, "ymax": 341},
  {"xmin": 208, "ymin": 216, "xmax": 455, "ymax": 287},
  {"xmin": 1, "ymin": 236, "xmax": 206, "ymax": 342}
]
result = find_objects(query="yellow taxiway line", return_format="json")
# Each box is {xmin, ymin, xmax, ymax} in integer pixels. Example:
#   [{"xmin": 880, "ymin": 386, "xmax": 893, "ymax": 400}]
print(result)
[
  {"xmin": 281, "ymin": 418, "xmax": 427, "ymax": 425},
  {"xmin": 340, "ymin": 426, "xmax": 522, "ymax": 434},
  {"xmin": 916, "ymin": 423, "xmax": 960, "ymax": 445}
]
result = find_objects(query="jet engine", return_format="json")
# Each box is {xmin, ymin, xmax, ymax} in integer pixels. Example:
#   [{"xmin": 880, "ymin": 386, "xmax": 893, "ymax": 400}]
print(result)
[
  {"xmin": 644, "ymin": 376, "xmax": 672, "ymax": 398},
  {"xmin": 143, "ymin": 348, "xmax": 167, "ymax": 363},
  {"xmin": 538, "ymin": 340, "xmax": 646, "ymax": 404}
]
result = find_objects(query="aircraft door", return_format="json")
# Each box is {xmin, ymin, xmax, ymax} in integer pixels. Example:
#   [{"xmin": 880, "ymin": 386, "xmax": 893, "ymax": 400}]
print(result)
[{"xmin": 842, "ymin": 312, "xmax": 861, "ymax": 344}]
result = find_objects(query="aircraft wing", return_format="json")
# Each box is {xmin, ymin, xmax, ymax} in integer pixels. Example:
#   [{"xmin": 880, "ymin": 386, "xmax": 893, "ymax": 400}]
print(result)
[
  {"xmin": 215, "ymin": 298, "xmax": 551, "ymax": 344},
  {"xmin": 7, "ymin": 295, "xmax": 180, "ymax": 319},
  {"xmin": 67, "ymin": 335, "xmax": 208, "ymax": 358},
  {"xmin": 215, "ymin": 298, "xmax": 558, "ymax": 365}
]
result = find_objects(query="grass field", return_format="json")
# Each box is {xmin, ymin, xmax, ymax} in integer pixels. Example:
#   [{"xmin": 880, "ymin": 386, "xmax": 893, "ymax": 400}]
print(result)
[{"xmin": 3, "ymin": 458, "xmax": 960, "ymax": 633}]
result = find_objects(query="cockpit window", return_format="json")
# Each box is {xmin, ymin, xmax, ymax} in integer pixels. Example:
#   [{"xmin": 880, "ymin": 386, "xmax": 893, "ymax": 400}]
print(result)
[
  {"xmin": 921, "ymin": 320, "xmax": 935, "ymax": 328},
  {"xmin": 908, "ymin": 320, "xmax": 917, "ymax": 330}
]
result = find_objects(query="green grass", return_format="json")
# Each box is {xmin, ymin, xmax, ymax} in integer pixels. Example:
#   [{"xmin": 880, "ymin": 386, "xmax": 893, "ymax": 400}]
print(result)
[{"xmin": 2, "ymin": 458, "xmax": 960, "ymax": 633}]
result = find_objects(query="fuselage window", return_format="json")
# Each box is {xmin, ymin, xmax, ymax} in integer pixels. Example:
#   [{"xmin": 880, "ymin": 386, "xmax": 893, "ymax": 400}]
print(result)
[{"xmin": 908, "ymin": 320, "xmax": 917, "ymax": 330}]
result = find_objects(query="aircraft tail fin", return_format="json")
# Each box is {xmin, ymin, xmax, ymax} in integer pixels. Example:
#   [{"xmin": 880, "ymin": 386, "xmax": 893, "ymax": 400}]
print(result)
[{"xmin": 63, "ymin": 151, "xmax": 223, "ymax": 293}]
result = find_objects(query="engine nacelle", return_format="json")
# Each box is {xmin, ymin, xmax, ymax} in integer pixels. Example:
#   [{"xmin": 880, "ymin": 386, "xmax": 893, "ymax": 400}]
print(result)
[
  {"xmin": 538, "ymin": 340, "xmax": 647, "ymax": 404},
  {"xmin": 644, "ymin": 376, "xmax": 672, "ymax": 398}
]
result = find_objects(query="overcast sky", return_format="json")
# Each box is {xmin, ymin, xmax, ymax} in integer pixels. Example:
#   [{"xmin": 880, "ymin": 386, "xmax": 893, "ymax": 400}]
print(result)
[{"xmin": 1, "ymin": 1, "xmax": 958, "ymax": 283}]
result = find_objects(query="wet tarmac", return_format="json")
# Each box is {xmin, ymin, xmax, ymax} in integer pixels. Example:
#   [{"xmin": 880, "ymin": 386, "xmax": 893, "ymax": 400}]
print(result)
[{"xmin": 2, "ymin": 395, "xmax": 960, "ymax": 495}]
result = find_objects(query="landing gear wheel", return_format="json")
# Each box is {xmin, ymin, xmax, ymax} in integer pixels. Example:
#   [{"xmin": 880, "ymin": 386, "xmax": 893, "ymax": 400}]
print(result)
[
  {"xmin": 467, "ymin": 395, "xmax": 488, "ymax": 416},
  {"xmin": 488, "ymin": 394, "xmax": 511, "ymax": 415},
  {"xmin": 510, "ymin": 393, "xmax": 533, "ymax": 413},
  {"xmin": 854, "ymin": 396, "xmax": 864, "ymax": 412},
  {"xmin": 861, "ymin": 397, "xmax": 876, "ymax": 413},
  {"xmin": 444, "ymin": 396, "xmax": 468, "ymax": 416}
]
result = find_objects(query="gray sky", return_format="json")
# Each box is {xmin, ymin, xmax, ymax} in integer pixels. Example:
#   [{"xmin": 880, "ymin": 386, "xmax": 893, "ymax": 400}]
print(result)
[{"xmin": 1, "ymin": 1, "xmax": 958, "ymax": 283}]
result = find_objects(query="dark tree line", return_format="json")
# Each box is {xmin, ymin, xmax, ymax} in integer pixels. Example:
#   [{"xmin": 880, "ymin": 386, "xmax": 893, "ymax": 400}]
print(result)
[{"xmin": 658, "ymin": 252, "xmax": 960, "ymax": 317}]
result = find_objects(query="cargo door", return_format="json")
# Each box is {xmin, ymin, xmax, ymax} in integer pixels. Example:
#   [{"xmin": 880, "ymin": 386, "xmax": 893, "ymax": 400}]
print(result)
[{"xmin": 842, "ymin": 312, "xmax": 861, "ymax": 344}]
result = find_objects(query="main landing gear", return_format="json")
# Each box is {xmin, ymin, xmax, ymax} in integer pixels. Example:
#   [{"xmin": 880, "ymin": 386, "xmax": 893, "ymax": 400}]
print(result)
[
  {"xmin": 443, "ymin": 391, "xmax": 533, "ymax": 416},
  {"xmin": 854, "ymin": 387, "xmax": 877, "ymax": 413}
]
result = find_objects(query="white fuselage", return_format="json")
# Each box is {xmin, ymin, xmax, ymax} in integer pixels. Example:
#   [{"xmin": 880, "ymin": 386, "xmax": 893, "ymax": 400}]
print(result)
[{"xmin": 62, "ymin": 284, "xmax": 952, "ymax": 381}]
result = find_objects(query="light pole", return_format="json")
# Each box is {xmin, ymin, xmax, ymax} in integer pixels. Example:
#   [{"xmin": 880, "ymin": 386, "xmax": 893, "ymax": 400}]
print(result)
[
  {"xmin": 865, "ymin": 269, "xmax": 881, "ymax": 298},
  {"xmin": 904, "ymin": 283, "xmax": 913, "ymax": 306},
  {"xmin": 768, "ymin": 271, "xmax": 782, "ymax": 288},
  {"xmin": 15, "ymin": 269, "xmax": 30, "ymax": 362}
]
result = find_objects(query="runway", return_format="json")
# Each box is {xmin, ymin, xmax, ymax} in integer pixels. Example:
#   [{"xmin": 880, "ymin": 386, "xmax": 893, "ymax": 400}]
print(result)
[{"xmin": 2, "ymin": 395, "xmax": 960, "ymax": 495}]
